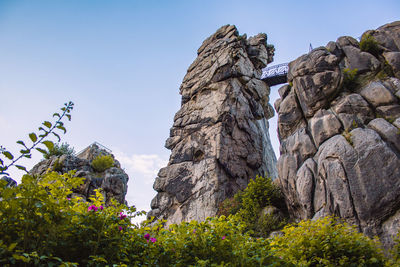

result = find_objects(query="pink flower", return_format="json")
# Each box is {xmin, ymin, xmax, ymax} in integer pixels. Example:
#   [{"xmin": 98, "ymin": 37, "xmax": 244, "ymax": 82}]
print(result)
[
  {"xmin": 99, "ymin": 205, "xmax": 104, "ymax": 211},
  {"xmin": 88, "ymin": 205, "xmax": 98, "ymax": 212},
  {"xmin": 119, "ymin": 226, "xmax": 123, "ymax": 231},
  {"xmin": 119, "ymin": 212, "xmax": 127, "ymax": 220},
  {"xmin": 193, "ymin": 229, "xmax": 196, "ymax": 233},
  {"xmin": 144, "ymin": 233, "xmax": 150, "ymax": 240},
  {"xmin": 222, "ymin": 236, "xmax": 226, "ymax": 240},
  {"xmin": 150, "ymin": 237, "xmax": 157, "ymax": 243},
  {"xmin": 67, "ymin": 197, "xmax": 71, "ymax": 201}
]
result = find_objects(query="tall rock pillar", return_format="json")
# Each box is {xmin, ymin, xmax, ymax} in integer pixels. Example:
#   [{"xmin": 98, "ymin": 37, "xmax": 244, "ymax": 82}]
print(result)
[{"xmin": 148, "ymin": 25, "xmax": 277, "ymax": 224}]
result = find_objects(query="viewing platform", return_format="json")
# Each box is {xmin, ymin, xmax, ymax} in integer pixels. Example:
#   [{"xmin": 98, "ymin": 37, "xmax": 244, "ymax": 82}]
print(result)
[{"xmin": 261, "ymin": 63, "xmax": 289, "ymax": 86}]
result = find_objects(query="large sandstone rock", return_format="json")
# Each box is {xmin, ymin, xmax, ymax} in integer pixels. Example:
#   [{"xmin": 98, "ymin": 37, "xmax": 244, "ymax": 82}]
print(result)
[
  {"xmin": 30, "ymin": 143, "xmax": 129, "ymax": 205},
  {"xmin": 148, "ymin": 25, "xmax": 277, "ymax": 225},
  {"xmin": 276, "ymin": 21, "xmax": 400, "ymax": 248}
]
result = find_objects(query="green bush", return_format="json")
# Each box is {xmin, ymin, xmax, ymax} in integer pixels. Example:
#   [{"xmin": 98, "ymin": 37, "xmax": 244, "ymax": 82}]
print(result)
[
  {"xmin": 218, "ymin": 175, "xmax": 286, "ymax": 237},
  {"xmin": 360, "ymin": 34, "xmax": 381, "ymax": 57},
  {"xmin": 148, "ymin": 216, "xmax": 285, "ymax": 266},
  {"xmin": 0, "ymin": 171, "xmax": 145, "ymax": 266},
  {"xmin": 0, "ymin": 169, "xmax": 394, "ymax": 266},
  {"xmin": 270, "ymin": 216, "xmax": 386, "ymax": 266},
  {"xmin": 237, "ymin": 175, "xmax": 286, "ymax": 236},
  {"xmin": 0, "ymin": 171, "xmax": 284, "ymax": 266},
  {"xmin": 91, "ymin": 154, "xmax": 114, "ymax": 172},
  {"xmin": 44, "ymin": 142, "xmax": 75, "ymax": 159},
  {"xmin": 342, "ymin": 68, "xmax": 359, "ymax": 90}
]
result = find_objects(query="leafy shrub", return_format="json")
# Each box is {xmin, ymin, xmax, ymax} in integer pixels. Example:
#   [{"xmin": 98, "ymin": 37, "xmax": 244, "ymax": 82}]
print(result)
[
  {"xmin": 217, "ymin": 195, "xmax": 241, "ymax": 217},
  {"xmin": 377, "ymin": 60, "xmax": 395, "ymax": 80},
  {"xmin": 237, "ymin": 175, "xmax": 286, "ymax": 236},
  {"xmin": 43, "ymin": 142, "xmax": 75, "ymax": 159},
  {"xmin": 91, "ymin": 154, "xmax": 114, "ymax": 172},
  {"xmin": 0, "ymin": 171, "xmax": 145, "ymax": 266},
  {"xmin": 342, "ymin": 68, "xmax": 359, "ymax": 90},
  {"xmin": 360, "ymin": 34, "xmax": 381, "ymax": 57},
  {"xmin": 270, "ymin": 216, "xmax": 386, "ymax": 266},
  {"xmin": 0, "ymin": 170, "xmax": 284, "ymax": 266},
  {"xmin": 147, "ymin": 216, "xmax": 285, "ymax": 266},
  {"xmin": 239, "ymin": 175, "xmax": 282, "ymax": 214},
  {"xmin": 218, "ymin": 175, "xmax": 287, "ymax": 237}
]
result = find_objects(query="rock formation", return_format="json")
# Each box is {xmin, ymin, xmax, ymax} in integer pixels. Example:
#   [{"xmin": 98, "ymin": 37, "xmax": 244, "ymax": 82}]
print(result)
[
  {"xmin": 148, "ymin": 25, "xmax": 277, "ymax": 224},
  {"xmin": 276, "ymin": 21, "xmax": 400, "ymax": 248},
  {"xmin": 30, "ymin": 143, "xmax": 129, "ymax": 205}
]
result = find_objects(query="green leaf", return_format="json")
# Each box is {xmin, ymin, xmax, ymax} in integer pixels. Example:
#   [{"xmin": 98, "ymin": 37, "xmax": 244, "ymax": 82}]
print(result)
[
  {"xmin": 36, "ymin": 148, "xmax": 47, "ymax": 154},
  {"xmin": 53, "ymin": 113, "xmax": 60, "ymax": 118},
  {"xmin": 29, "ymin": 133, "xmax": 38, "ymax": 142},
  {"xmin": 23, "ymin": 154, "xmax": 32, "ymax": 159},
  {"xmin": 3, "ymin": 151, "xmax": 14, "ymax": 160},
  {"xmin": 57, "ymin": 125, "xmax": 67, "ymax": 134},
  {"xmin": 43, "ymin": 121, "xmax": 52, "ymax": 129},
  {"xmin": 52, "ymin": 132, "xmax": 61, "ymax": 142},
  {"xmin": 7, "ymin": 242, "xmax": 17, "ymax": 251},
  {"xmin": 0, "ymin": 158, "xmax": 3, "ymax": 165},
  {"xmin": 66, "ymin": 114, "xmax": 71, "ymax": 121},
  {"xmin": 42, "ymin": 141, "xmax": 54, "ymax": 151},
  {"xmin": 20, "ymin": 149, "xmax": 30, "ymax": 154},
  {"xmin": 0, "ymin": 166, "xmax": 8, "ymax": 171},
  {"xmin": 16, "ymin": 140, "xmax": 27, "ymax": 148},
  {"xmin": 15, "ymin": 165, "xmax": 27, "ymax": 172}
]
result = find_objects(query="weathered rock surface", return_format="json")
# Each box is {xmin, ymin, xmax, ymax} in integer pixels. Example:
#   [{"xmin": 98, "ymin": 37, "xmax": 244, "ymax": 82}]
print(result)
[
  {"xmin": 276, "ymin": 21, "xmax": 400, "ymax": 248},
  {"xmin": 148, "ymin": 25, "xmax": 277, "ymax": 225},
  {"xmin": 30, "ymin": 143, "xmax": 129, "ymax": 205}
]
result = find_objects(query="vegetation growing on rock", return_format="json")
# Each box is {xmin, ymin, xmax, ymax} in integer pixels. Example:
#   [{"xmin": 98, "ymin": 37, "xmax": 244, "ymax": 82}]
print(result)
[
  {"xmin": 43, "ymin": 142, "xmax": 75, "ymax": 160},
  {"xmin": 219, "ymin": 175, "xmax": 287, "ymax": 237},
  {"xmin": 91, "ymin": 154, "xmax": 115, "ymax": 172},
  {"xmin": 360, "ymin": 33, "xmax": 381, "ymax": 57}
]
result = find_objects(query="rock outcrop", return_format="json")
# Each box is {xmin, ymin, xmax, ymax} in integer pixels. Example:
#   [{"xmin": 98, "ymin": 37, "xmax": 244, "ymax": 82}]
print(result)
[
  {"xmin": 276, "ymin": 21, "xmax": 400, "ymax": 248},
  {"xmin": 148, "ymin": 25, "xmax": 277, "ymax": 224},
  {"xmin": 30, "ymin": 143, "xmax": 129, "ymax": 205}
]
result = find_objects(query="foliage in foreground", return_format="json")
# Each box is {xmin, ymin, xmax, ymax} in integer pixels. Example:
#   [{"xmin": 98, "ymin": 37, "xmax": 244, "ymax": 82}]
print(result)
[
  {"xmin": 0, "ymin": 171, "xmax": 395, "ymax": 266},
  {"xmin": 270, "ymin": 216, "xmax": 387, "ymax": 266},
  {"xmin": 0, "ymin": 172, "xmax": 284, "ymax": 266},
  {"xmin": 0, "ymin": 103, "xmax": 398, "ymax": 266}
]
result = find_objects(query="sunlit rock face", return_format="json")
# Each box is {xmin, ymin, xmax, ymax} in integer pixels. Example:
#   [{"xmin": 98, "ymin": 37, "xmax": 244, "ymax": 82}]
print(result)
[
  {"xmin": 276, "ymin": 21, "xmax": 400, "ymax": 248},
  {"xmin": 30, "ymin": 143, "xmax": 129, "ymax": 205},
  {"xmin": 148, "ymin": 25, "xmax": 277, "ymax": 225}
]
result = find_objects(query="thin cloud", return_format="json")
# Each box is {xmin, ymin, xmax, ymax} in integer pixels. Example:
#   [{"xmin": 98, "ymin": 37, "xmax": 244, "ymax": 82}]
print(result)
[{"xmin": 114, "ymin": 151, "xmax": 168, "ymax": 185}]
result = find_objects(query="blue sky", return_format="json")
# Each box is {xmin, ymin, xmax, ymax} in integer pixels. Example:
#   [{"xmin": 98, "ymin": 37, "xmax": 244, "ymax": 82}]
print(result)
[{"xmin": 1, "ymin": 0, "xmax": 399, "ymax": 216}]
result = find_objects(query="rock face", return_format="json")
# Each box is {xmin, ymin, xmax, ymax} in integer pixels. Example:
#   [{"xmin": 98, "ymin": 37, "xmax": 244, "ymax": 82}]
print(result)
[
  {"xmin": 30, "ymin": 143, "xmax": 129, "ymax": 205},
  {"xmin": 276, "ymin": 21, "xmax": 400, "ymax": 248},
  {"xmin": 148, "ymin": 25, "xmax": 277, "ymax": 224}
]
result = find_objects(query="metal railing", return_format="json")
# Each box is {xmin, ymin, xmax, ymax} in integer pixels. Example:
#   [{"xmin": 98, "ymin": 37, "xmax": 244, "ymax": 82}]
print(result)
[{"xmin": 76, "ymin": 142, "xmax": 112, "ymax": 156}]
